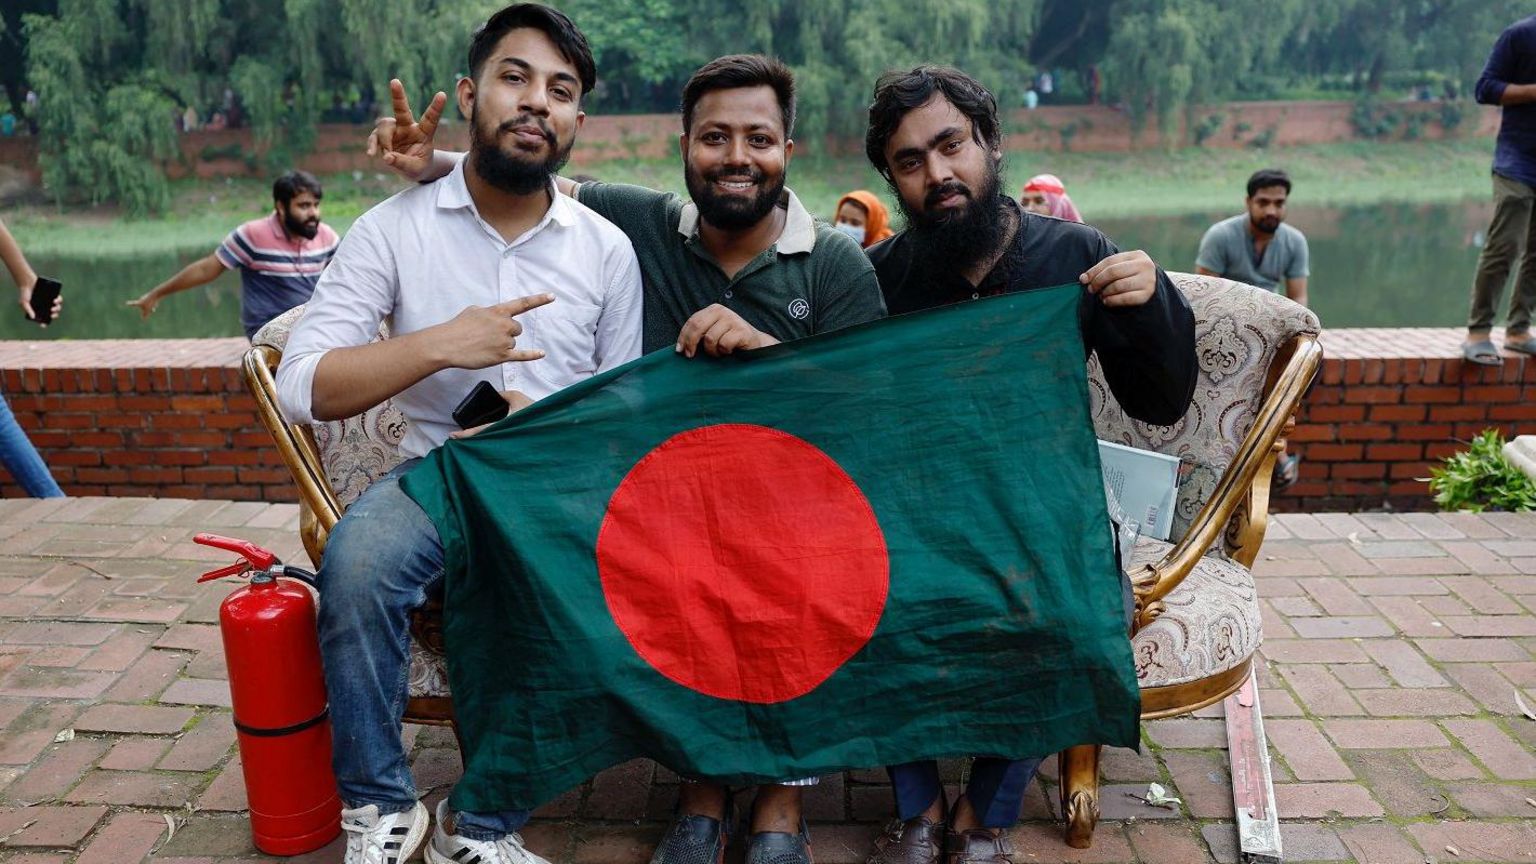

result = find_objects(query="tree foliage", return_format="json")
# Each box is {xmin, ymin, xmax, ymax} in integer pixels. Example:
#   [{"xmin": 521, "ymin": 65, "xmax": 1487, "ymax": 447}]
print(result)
[{"xmin": 14, "ymin": 0, "xmax": 1535, "ymax": 212}]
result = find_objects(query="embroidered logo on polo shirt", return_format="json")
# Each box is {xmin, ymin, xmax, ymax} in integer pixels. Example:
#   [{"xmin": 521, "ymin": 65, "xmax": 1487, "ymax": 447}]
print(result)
[{"xmin": 788, "ymin": 298, "xmax": 810, "ymax": 320}]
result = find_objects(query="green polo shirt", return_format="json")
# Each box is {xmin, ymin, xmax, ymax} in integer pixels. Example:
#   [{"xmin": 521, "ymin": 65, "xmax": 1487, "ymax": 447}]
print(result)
[{"xmin": 576, "ymin": 182, "xmax": 887, "ymax": 352}]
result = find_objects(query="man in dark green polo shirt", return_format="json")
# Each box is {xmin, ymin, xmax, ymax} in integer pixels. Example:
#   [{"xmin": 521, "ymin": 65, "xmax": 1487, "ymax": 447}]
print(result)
[{"xmin": 371, "ymin": 51, "xmax": 884, "ymax": 864}]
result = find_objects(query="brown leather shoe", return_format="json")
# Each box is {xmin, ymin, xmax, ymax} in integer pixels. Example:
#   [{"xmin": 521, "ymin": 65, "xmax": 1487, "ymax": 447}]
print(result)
[
  {"xmin": 943, "ymin": 828, "xmax": 1015, "ymax": 864},
  {"xmin": 867, "ymin": 817, "xmax": 945, "ymax": 864}
]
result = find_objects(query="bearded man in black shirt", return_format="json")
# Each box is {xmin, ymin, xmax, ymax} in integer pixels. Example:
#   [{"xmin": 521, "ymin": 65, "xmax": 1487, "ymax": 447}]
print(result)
[{"xmin": 860, "ymin": 66, "xmax": 1198, "ymax": 864}]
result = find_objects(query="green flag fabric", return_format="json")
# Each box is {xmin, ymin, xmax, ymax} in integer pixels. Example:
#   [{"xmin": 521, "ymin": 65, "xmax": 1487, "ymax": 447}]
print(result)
[{"xmin": 401, "ymin": 284, "xmax": 1141, "ymax": 813}]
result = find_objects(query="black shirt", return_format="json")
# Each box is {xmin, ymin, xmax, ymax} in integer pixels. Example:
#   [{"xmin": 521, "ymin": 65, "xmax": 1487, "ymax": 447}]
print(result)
[{"xmin": 866, "ymin": 200, "xmax": 1197, "ymax": 425}]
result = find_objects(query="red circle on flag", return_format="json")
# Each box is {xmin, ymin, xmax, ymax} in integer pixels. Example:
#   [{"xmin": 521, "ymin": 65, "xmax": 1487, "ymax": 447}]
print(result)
[{"xmin": 596, "ymin": 424, "xmax": 889, "ymax": 704}]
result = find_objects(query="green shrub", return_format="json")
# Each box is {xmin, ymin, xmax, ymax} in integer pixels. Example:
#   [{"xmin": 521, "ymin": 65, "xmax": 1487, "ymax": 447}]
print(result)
[{"xmin": 1427, "ymin": 429, "xmax": 1536, "ymax": 512}]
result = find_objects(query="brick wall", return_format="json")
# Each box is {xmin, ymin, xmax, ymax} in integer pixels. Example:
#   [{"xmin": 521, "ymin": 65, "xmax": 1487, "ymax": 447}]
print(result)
[
  {"xmin": 0, "ymin": 100, "xmax": 1502, "ymax": 187},
  {"xmin": 1, "ymin": 330, "xmax": 1532, "ymax": 510},
  {"xmin": 0, "ymin": 339, "xmax": 294, "ymax": 502},
  {"xmin": 1282, "ymin": 328, "xmax": 1536, "ymax": 512}
]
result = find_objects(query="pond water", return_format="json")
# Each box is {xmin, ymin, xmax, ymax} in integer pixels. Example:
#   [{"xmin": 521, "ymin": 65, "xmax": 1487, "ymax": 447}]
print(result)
[{"xmin": 0, "ymin": 199, "xmax": 1501, "ymax": 342}]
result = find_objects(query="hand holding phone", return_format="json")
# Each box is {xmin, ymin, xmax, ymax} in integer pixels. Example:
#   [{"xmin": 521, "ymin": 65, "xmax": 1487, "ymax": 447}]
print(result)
[
  {"xmin": 25, "ymin": 277, "xmax": 62, "ymax": 326},
  {"xmin": 452, "ymin": 380, "xmax": 512, "ymax": 430}
]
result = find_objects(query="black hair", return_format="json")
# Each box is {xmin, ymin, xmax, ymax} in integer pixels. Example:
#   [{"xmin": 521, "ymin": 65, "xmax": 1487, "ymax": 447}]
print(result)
[
  {"xmin": 681, "ymin": 54, "xmax": 796, "ymax": 137},
  {"xmin": 272, "ymin": 170, "xmax": 322, "ymax": 206},
  {"xmin": 865, "ymin": 65, "xmax": 1000, "ymax": 178},
  {"xmin": 467, "ymin": 3, "xmax": 597, "ymax": 96},
  {"xmin": 1247, "ymin": 168, "xmax": 1291, "ymax": 197}
]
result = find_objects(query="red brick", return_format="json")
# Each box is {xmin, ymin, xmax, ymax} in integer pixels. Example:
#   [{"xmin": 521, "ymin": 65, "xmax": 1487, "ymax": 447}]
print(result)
[
  {"xmin": 1489, "ymin": 403, "xmax": 1536, "ymax": 420},
  {"xmin": 101, "ymin": 450, "xmax": 153, "ymax": 466},
  {"xmin": 1393, "ymin": 422, "xmax": 1453, "ymax": 440},
  {"xmin": 1428, "ymin": 403, "xmax": 1487, "ymax": 421},
  {"xmin": 170, "ymin": 395, "xmax": 227, "ymax": 412},
  {"xmin": 1465, "ymin": 384, "xmax": 1522, "ymax": 401},
  {"xmin": 1275, "ymin": 782, "xmax": 1384, "ymax": 817},
  {"xmin": 1405, "ymin": 822, "xmax": 1536, "ymax": 863},
  {"xmin": 1343, "ymin": 386, "xmax": 1402, "ymax": 404},
  {"xmin": 1443, "ymin": 719, "xmax": 1536, "ymax": 779},
  {"xmin": 2, "ymin": 737, "xmax": 110, "ymax": 802},
  {"xmin": 1403, "ymin": 385, "xmax": 1461, "ymax": 403},
  {"xmin": 1335, "ymin": 824, "xmax": 1425, "ymax": 864},
  {"xmin": 1330, "ymin": 462, "xmax": 1386, "ymax": 479},
  {"xmin": 1366, "ymin": 443, "xmax": 1422, "ymax": 461},
  {"xmin": 75, "ymin": 703, "xmax": 195, "ymax": 734},
  {"xmin": 1306, "ymin": 404, "xmax": 1364, "ymax": 422},
  {"xmin": 183, "ymin": 467, "xmax": 237, "ymax": 484},
  {"xmin": 0, "ymin": 805, "xmax": 108, "ymax": 848},
  {"xmin": 1335, "ymin": 422, "xmax": 1394, "ymax": 441},
  {"xmin": 1369, "ymin": 404, "xmax": 1426, "ymax": 421},
  {"xmin": 152, "ymin": 451, "xmax": 210, "ymax": 467},
  {"xmin": 1305, "ymin": 443, "xmax": 1363, "ymax": 461},
  {"xmin": 64, "ymin": 769, "xmax": 203, "ymax": 807}
]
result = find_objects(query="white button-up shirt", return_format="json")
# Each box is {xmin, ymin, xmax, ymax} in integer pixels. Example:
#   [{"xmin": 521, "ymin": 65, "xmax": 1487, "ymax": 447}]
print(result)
[{"xmin": 276, "ymin": 161, "xmax": 644, "ymax": 459}]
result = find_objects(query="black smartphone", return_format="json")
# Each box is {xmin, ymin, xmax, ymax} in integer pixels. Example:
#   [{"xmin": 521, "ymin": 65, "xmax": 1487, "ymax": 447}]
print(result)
[
  {"xmin": 452, "ymin": 380, "xmax": 511, "ymax": 430},
  {"xmin": 28, "ymin": 277, "xmax": 61, "ymax": 326}
]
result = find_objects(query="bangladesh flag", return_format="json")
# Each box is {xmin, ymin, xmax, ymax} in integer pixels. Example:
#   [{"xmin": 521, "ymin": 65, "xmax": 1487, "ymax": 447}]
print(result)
[{"xmin": 401, "ymin": 283, "xmax": 1140, "ymax": 813}]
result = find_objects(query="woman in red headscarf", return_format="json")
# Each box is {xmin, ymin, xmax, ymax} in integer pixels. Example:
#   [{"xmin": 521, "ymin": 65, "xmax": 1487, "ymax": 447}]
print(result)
[
  {"xmin": 833, "ymin": 190, "xmax": 894, "ymax": 248},
  {"xmin": 1020, "ymin": 173, "xmax": 1083, "ymax": 223}
]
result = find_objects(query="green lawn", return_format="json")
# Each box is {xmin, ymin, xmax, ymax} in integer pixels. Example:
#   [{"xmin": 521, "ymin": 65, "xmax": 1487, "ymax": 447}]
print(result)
[{"xmin": 7, "ymin": 137, "xmax": 1496, "ymax": 257}]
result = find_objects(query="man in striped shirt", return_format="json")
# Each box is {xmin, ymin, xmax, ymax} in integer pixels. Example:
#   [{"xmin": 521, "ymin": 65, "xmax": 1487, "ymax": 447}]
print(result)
[{"xmin": 128, "ymin": 170, "xmax": 340, "ymax": 339}]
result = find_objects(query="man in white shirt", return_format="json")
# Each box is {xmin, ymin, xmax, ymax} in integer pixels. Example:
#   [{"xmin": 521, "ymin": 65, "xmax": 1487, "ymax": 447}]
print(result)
[{"xmin": 274, "ymin": 7, "xmax": 642, "ymax": 864}]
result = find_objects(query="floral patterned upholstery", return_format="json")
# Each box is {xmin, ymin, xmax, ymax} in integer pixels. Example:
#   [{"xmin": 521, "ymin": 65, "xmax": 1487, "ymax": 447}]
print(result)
[
  {"xmin": 1088, "ymin": 272, "xmax": 1320, "ymax": 545},
  {"xmin": 1126, "ymin": 538, "xmax": 1260, "ymax": 688},
  {"xmin": 252, "ymin": 306, "xmax": 450, "ymax": 698},
  {"xmin": 1088, "ymin": 272, "xmax": 1318, "ymax": 689}
]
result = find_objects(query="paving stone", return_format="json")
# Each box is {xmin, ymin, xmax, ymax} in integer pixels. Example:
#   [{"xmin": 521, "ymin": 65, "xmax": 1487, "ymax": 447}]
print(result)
[
  {"xmin": 158, "ymin": 677, "xmax": 233, "ymax": 708},
  {"xmin": 1344, "ymin": 750, "xmax": 1447, "ymax": 817},
  {"xmin": 1277, "ymin": 665, "xmax": 1364, "ymax": 716},
  {"xmin": 571, "ymin": 824, "xmax": 667, "ymax": 864},
  {"xmin": 804, "ymin": 823, "xmax": 883, "ymax": 864},
  {"xmin": 1327, "ymin": 662, "xmax": 1391, "ymax": 688},
  {"xmin": 0, "ymin": 665, "xmax": 117, "ymax": 700},
  {"xmin": 1348, "ymin": 576, "xmax": 1449, "ymax": 596},
  {"xmin": 100, "ymin": 650, "xmax": 189, "ymax": 702},
  {"xmin": 1161, "ymin": 751, "xmax": 1233, "ymax": 819},
  {"xmin": 1306, "ymin": 542, "xmax": 1377, "ymax": 576},
  {"xmin": 1444, "ymin": 781, "xmax": 1536, "ymax": 816},
  {"xmin": 1144, "ymin": 718, "xmax": 1226, "ymax": 749},
  {"xmin": 1354, "ymin": 540, "xmax": 1446, "ymax": 559},
  {"xmin": 1321, "ymin": 719, "xmax": 1449, "ymax": 749},
  {"xmin": 1277, "ymin": 823, "xmax": 1350, "ymax": 861},
  {"xmin": 65, "ymin": 769, "xmax": 203, "ymax": 808},
  {"xmin": 1099, "ymin": 746, "xmax": 1157, "ymax": 782},
  {"xmin": 1006, "ymin": 822, "xmax": 1135, "ymax": 863},
  {"xmin": 1274, "ymin": 782, "xmax": 1384, "ymax": 818},
  {"xmin": 1334, "ymin": 824, "xmax": 1425, "ymax": 864},
  {"xmin": 1367, "ymin": 596, "xmax": 1446, "ymax": 638},
  {"xmin": 1415, "ymin": 637, "xmax": 1530, "ymax": 662},
  {"xmin": 74, "ymin": 703, "xmax": 194, "ymax": 735},
  {"xmin": 73, "ymin": 811, "xmax": 171, "ymax": 864},
  {"xmin": 1405, "ymin": 821, "xmax": 1536, "ymax": 863},
  {"xmin": 1361, "ymin": 639, "xmax": 1449, "ymax": 687},
  {"xmin": 801, "ymin": 771, "xmax": 846, "ymax": 822},
  {"xmin": 154, "ymin": 814, "xmax": 262, "ymax": 858},
  {"xmin": 1296, "ymin": 578, "xmax": 1374, "ymax": 615},
  {"xmin": 1261, "ymin": 639, "xmax": 1370, "ymax": 664},
  {"xmin": 158, "ymin": 713, "xmax": 235, "ymax": 772},
  {"xmin": 0, "ymin": 703, "xmax": 81, "ymax": 766},
  {"xmin": 196, "ymin": 755, "xmax": 248, "ymax": 812},
  {"xmin": 100, "ymin": 736, "xmax": 173, "ymax": 771},
  {"xmin": 584, "ymin": 759, "xmax": 652, "ymax": 821},
  {"xmin": 1124, "ymin": 822, "xmax": 1209, "ymax": 864},
  {"xmin": 1440, "ymin": 575, "xmax": 1525, "ymax": 613},
  {"xmin": 1354, "ymin": 687, "xmax": 1478, "ymax": 716},
  {"xmin": 1289, "ymin": 616, "xmax": 1394, "ymax": 639},
  {"xmin": 1442, "ymin": 662, "xmax": 1527, "ymax": 714},
  {"xmin": 152, "ymin": 624, "xmax": 222, "ymax": 653},
  {"xmin": 0, "ymin": 804, "xmax": 109, "ymax": 848},
  {"xmin": 1442, "ymin": 718, "xmax": 1536, "ymax": 779},
  {"xmin": 1199, "ymin": 823, "xmax": 1239, "ymax": 864},
  {"xmin": 74, "ymin": 626, "xmax": 159, "ymax": 672},
  {"xmin": 1412, "ymin": 747, "xmax": 1485, "ymax": 780},
  {"xmin": 1265, "ymin": 719, "xmax": 1352, "ymax": 781},
  {"xmin": 0, "ymin": 737, "xmax": 110, "ymax": 804}
]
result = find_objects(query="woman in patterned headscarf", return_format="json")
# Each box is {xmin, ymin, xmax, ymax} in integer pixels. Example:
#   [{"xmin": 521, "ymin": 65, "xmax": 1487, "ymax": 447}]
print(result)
[{"xmin": 1019, "ymin": 173, "xmax": 1083, "ymax": 223}]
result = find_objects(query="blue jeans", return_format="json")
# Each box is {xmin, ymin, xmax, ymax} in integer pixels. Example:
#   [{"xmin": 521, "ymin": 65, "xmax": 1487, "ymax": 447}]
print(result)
[
  {"xmin": 888, "ymin": 756, "xmax": 1044, "ymax": 829},
  {"xmin": 0, "ymin": 392, "xmax": 62, "ymax": 498},
  {"xmin": 317, "ymin": 459, "xmax": 529, "ymax": 840}
]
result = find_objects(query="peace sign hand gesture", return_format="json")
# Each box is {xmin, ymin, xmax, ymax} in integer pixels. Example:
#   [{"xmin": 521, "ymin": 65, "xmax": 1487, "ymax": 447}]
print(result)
[{"xmin": 365, "ymin": 78, "xmax": 447, "ymax": 182}]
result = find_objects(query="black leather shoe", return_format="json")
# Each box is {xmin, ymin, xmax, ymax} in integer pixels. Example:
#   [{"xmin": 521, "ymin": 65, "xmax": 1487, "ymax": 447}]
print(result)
[
  {"xmin": 746, "ymin": 817, "xmax": 813, "ymax": 864},
  {"xmin": 867, "ymin": 816, "xmax": 945, "ymax": 864}
]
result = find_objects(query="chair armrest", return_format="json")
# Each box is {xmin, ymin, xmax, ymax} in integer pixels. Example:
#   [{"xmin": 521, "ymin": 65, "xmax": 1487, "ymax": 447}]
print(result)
[
  {"xmin": 1127, "ymin": 334, "xmax": 1322, "ymax": 631},
  {"xmin": 242, "ymin": 345, "xmax": 344, "ymax": 565}
]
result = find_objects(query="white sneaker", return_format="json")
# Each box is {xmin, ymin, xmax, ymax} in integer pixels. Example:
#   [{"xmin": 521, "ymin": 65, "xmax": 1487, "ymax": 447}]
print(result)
[
  {"xmin": 425, "ymin": 798, "xmax": 553, "ymax": 864},
  {"xmin": 341, "ymin": 801, "xmax": 430, "ymax": 864}
]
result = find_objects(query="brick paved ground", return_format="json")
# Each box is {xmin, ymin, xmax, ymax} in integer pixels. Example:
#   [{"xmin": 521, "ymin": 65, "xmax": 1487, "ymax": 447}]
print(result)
[{"xmin": 2, "ymin": 498, "xmax": 1535, "ymax": 863}]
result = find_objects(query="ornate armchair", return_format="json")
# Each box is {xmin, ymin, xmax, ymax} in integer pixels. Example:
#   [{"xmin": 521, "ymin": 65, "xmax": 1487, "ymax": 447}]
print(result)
[
  {"xmin": 243, "ymin": 306, "xmax": 456, "ymax": 731},
  {"xmin": 1058, "ymin": 272, "xmax": 1322, "ymax": 847}
]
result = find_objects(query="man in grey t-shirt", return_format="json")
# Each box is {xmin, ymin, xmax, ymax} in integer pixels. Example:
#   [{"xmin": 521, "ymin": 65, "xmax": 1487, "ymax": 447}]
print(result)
[
  {"xmin": 1196, "ymin": 168, "xmax": 1310, "ymax": 306},
  {"xmin": 1196, "ymin": 168, "xmax": 1309, "ymax": 490}
]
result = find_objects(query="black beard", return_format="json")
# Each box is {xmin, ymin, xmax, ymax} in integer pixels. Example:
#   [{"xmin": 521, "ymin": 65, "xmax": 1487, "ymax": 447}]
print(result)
[
  {"xmin": 284, "ymin": 212, "xmax": 320, "ymax": 239},
  {"xmin": 1252, "ymin": 215, "xmax": 1281, "ymax": 234},
  {"xmin": 894, "ymin": 159, "xmax": 1008, "ymax": 274},
  {"xmin": 685, "ymin": 162, "xmax": 785, "ymax": 231},
  {"xmin": 470, "ymin": 107, "xmax": 571, "ymax": 196}
]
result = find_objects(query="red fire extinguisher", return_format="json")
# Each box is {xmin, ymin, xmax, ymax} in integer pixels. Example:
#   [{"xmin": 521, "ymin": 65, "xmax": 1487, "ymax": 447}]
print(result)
[{"xmin": 195, "ymin": 533, "xmax": 341, "ymax": 856}]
